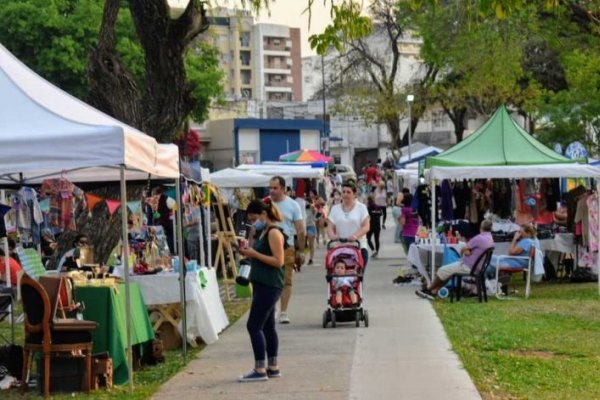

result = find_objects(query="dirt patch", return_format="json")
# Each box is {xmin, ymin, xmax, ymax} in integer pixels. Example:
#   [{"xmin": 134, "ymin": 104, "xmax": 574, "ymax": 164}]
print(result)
[{"xmin": 508, "ymin": 350, "xmax": 569, "ymax": 360}]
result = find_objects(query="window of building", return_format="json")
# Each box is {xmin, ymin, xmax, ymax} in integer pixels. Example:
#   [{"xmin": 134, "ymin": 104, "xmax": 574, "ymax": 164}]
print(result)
[
  {"xmin": 433, "ymin": 111, "xmax": 446, "ymax": 128},
  {"xmin": 241, "ymin": 89, "xmax": 252, "ymax": 99},
  {"xmin": 304, "ymin": 76, "xmax": 312, "ymax": 83},
  {"xmin": 273, "ymin": 38, "xmax": 281, "ymax": 46},
  {"xmin": 240, "ymin": 32, "xmax": 251, "ymax": 47}
]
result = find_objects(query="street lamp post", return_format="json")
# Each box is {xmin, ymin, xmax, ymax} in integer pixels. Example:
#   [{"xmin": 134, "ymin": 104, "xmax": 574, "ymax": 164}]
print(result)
[{"xmin": 406, "ymin": 94, "xmax": 414, "ymax": 161}]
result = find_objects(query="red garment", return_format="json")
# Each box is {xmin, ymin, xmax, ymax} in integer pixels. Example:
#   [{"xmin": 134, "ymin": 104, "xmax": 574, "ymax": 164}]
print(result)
[
  {"xmin": 0, "ymin": 256, "xmax": 21, "ymax": 287},
  {"xmin": 365, "ymin": 166, "xmax": 379, "ymax": 185}
]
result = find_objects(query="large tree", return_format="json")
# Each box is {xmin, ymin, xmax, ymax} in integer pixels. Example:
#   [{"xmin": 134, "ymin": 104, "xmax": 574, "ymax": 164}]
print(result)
[
  {"xmin": 0, "ymin": 0, "xmax": 225, "ymax": 143},
  {"xmin": 310, "ymin": 0, "xmax": 437, "ymax": 157}
]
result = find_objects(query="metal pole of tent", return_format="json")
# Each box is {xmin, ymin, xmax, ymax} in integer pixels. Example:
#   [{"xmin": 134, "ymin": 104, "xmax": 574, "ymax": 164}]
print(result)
[
  {"xmin": 430, "ymin": 179, "xmax": 436, "ymax": 283},
  {"xmin": 119, "ymin": 166, "xmax": 134, "ymax": 392},
  {"xmin": 206, "ymin": 189, "xmax": 213, "ymax": 269},
  {"xmin": 175, "ymin": 176, "xmax": 188, "ymax": 358},
  {"xmin": 3, "ymin": 237, "xmax": 13, "ymax": 343}
]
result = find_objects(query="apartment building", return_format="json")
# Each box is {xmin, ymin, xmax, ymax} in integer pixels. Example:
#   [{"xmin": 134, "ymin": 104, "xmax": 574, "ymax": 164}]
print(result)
[{"xmin": 205, "ymin": 9, "xmax": 302, "ymax": 103}]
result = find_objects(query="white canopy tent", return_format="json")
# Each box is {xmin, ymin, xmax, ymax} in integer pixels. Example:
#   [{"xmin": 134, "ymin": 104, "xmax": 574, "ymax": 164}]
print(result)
[
  {"xmin": 0, "ymin": 43, "xmax": 178, "ymax": 184},
  {"xmin": 0, "ymin": 42, "xmax": 182, "ymax": 389},
  {"xmin": 210, "ymin": 168, "xmax": 271, "ymax": 188},
  {"xmin": 236, "ymin": 164, "xmax": 325, "ymax": 179}
]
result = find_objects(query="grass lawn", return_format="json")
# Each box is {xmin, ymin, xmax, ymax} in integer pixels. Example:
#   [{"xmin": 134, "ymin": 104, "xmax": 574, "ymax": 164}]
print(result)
[
  {"xmin": 0, "ymin": 297, "xmax": 250, "ymax": 399},
  {"xmin": 434, "ymin": 280, "xmax": 600, "ymax": 400}
]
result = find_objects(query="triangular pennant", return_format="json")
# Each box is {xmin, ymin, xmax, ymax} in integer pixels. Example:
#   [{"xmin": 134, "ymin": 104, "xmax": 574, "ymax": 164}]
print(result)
[
  {"xmin": 85, "ymin": 193, "xmax": 103, "ymax": 212},
  {"xmin": 127, "ymin": 200, "xmax": 141, "ymax": 214},
  {"xmin": 106, "ymin": 199, "xmax": 121, "ymax": 216},
  {"xmin": 39, "ymin": 198, "xmax": 50, "ymax": 213}
]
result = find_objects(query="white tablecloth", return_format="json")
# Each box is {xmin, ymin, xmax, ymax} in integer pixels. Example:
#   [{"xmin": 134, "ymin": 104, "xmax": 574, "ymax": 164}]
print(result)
[{"xmin": 124, "ymin": 268, "xmax": 229, "ymax": 345}]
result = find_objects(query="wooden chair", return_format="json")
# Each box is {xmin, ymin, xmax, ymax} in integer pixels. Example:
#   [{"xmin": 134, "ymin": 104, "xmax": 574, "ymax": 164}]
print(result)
[
  {"xmin": 449, "ymin": 247, "xmax": 495, "ymax": 303},
  {"xmin": 20, "ymin": 274, "xmax": 97, "ymax": 397},
  {"xmin": 495, "ymin": 246, "xmax": 537, "ymax": 299}
]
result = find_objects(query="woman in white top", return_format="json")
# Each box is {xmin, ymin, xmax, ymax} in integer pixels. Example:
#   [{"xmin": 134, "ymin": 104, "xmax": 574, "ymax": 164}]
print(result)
[
  {"xmin": 374, "ymin": 181, "xmax": 388, "ymax": 229},
  {"xmin": 326, "ymin": 180, "xmax": 371, "ymax": 268}
]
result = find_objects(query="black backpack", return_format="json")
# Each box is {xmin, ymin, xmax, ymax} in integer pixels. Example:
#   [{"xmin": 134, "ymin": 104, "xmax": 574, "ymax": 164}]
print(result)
[{"xmin": 0, "ymin": 344, "xmax": 23, "ymax": 379}]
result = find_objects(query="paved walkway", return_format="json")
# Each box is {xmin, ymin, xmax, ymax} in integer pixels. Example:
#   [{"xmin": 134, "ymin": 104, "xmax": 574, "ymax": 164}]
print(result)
[{"xmin": 155, "ymin": 222, "xmax": 481, "ymax": 400}]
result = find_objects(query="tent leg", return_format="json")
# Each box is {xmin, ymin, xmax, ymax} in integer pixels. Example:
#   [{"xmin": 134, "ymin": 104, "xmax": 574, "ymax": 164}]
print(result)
[
  {"xmin": 175, "ymin": 177, "xmax": 188, "ymax": 358},
  {"xmin": 120, "ymin": 166, "xmax": 133, "ymax": 392},
  {"xmin": 430, "ymin": 179, "xmax": 436, "ymax": 284}
]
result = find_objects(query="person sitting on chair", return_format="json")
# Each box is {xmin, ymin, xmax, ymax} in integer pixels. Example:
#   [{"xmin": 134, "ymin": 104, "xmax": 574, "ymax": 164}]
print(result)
[
  {"xmin": 57, "ymin": 234, "xmax": 89, "ymax": 272},
  {"xmin": 416, "ymin": 219, "xmax": 494, "ymax": 300},
  {"xmin": 487, "ymin": 224, "xmax": 539, "ymax": 293}
]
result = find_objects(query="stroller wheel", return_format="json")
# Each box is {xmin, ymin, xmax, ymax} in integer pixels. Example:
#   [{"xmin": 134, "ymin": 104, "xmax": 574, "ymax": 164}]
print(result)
[
  {"xmin": 363, "ymin": 310, "xmax": 369, "ymax": 327},
  {"xmin": 331, "ymin": 311, "xmax": 337, "ymax": 328},
  {"xmin": 355, "ymin": 310, "xmax": 360, "ymax": 327},
  {"xmin": 322, "ymin": 311, "xmax": 328, "ymax": 328}
]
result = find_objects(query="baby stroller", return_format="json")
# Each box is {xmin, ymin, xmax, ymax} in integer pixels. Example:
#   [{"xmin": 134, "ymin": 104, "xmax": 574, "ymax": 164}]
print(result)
[{"xmin": 322, "ymin": 240, "xmax": 369, "ymax": 328}]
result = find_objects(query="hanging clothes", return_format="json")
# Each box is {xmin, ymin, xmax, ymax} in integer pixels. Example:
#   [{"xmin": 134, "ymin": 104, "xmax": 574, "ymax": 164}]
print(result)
[
  {"xmin": 452, "ymin": 180, "xmax": 470, "ymax": 220},
  {"xmin": 40, "ymin": 178, "xmax": 84, "ymax": 231},
  {"xmin": 566, "ymin": 185, "xmax": 587, "ymax": 233},
  {"xmin": 440, "ymin": 180, "xmax": 454, "ymax": 221},
  {"xmin": 587, "ymin": 193, "xmax": 599, "ymax": 252},
  {"xmin": 14, "ymin": 187, "xmax": 44, "ymax": 247}
]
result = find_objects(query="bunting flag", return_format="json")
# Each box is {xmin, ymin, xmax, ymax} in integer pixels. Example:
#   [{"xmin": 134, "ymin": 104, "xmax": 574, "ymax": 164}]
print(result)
[
  {"xmin": 85, "ymin": 193, "xmax": 103, "ymax": 212},
  {"xmin": 127, "ymin": 201, "xmax": 141, "ymax": 214},
  {"xmin": 39, "ymin": 199, "xmax": 50, "ymax": 213},
  {"xmin": 106, "ymin": 199, "xmax": 121, "ymax": 216}
]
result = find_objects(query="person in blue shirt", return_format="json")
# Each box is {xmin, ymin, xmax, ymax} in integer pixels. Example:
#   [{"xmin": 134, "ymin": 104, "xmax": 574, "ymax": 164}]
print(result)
[{"xmin": 487, "ymin": 225, "xmax": 539, "ymax": 289}]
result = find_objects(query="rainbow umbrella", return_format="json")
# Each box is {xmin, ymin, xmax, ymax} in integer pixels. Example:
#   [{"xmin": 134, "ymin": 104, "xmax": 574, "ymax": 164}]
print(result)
[{"xmin": 279, "ymin": 149, "xmax": 333, "ymax": 163}]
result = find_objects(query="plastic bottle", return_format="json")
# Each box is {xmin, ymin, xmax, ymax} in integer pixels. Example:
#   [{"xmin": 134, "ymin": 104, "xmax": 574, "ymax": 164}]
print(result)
[{"xmin": 447, "ymin": 230, "xmax": 454, "ymax": 244}]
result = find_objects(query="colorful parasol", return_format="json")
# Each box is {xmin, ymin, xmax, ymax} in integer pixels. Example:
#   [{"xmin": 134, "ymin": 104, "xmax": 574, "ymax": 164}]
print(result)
[{"xmin": 279, "ymin": 149, "xmax": 333, "ymax": 163}]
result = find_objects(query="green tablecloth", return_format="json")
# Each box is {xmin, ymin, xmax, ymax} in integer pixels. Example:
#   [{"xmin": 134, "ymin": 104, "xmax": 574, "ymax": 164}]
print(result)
[{"xmin": 76, "ymin": 283, "xmax": 154, "ymax": 385}]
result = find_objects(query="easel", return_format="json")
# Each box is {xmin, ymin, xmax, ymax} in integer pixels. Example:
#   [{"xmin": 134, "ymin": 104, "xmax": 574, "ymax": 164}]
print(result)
[{"xmin": 207, "ymin": 184, "xmax": 244, "ymax": 301}]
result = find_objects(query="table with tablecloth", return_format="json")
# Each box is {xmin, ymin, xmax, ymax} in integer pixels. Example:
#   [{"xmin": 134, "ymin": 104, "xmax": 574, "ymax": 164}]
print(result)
[
  {"xmin": 407, "ymin": 233, "xmax": 576, "ymax": 283},
  {"xmin": 129, "ymin": 267, "xmax": 229, "ymax": 345},
  {"xmin": 75, "ymin": 283, "xmax": 154, "ymax": 385}
]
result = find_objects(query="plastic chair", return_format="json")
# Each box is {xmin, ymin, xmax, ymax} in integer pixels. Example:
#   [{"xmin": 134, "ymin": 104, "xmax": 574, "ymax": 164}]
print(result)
[
  {"xmin": 20, "ymin": 274, "xmax": 97, "ymax": 397},
  {"xmin": 495, "ymin": 246, "xmax": 536, "ymax": 299},
  {"xmin": 449, "ymin": 247, "xmax": 495, "ymax": 303}
]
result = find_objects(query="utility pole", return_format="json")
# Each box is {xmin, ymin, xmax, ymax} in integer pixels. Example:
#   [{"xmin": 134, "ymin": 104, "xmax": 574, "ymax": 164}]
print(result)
[
  {"xmin": 406, "ymin": 94, "xmax": 414, "ymax": 161},
  {"xmin": 321, "ymin": 54, "xmax": 329, "ymax": 155}
]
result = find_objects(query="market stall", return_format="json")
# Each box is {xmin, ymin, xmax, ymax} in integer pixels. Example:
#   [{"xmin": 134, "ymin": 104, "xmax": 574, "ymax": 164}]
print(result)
[
  {"xmin": 0, "ymin": 42, "xmax": 181, "ymax": 389},
  {"xmin": 210, "ymin": 168, "xmax": 271, "ymax": 188},
  {"xmin": 424, "ymin": 106, "xmax": 600, "ymax": 293}
]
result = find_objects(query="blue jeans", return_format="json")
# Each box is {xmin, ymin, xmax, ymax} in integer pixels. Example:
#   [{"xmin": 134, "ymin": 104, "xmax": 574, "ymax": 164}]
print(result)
[
  {"xmin": 247, "ymin": 282, "xmax": 283, "ymax": 365},
  {"xmin": 402, "ymin": 236, "xmax": 415, "ymax": 254}
]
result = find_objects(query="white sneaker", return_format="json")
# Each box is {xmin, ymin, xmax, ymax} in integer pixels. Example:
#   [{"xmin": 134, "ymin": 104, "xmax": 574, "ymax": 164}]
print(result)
[{"xmin": 279, "ymin": 312, "xmax": 290, "ymax": 324}]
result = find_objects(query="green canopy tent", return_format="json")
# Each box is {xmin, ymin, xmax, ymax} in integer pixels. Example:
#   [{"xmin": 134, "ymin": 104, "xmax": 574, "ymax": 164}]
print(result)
[
  {"xmin": 426, "ymin": 105, "xmax": 574, "ymax": 168},
  {"xmin": 422, "ymin": 105, "xmax": 600, "ymax": 294}
]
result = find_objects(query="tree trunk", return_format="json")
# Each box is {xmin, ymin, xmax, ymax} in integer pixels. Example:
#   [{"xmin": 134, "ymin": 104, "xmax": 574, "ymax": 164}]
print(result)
[
  {"xmin": 399, "ymin": 116, "xmax": 420, "ymax": 148},
  {"xmin": 446, "ymin": 107, "xmax": 467, "ymax": 143},
  {"xmin": 385, "ymin": 114, "xmax": 401, "ymax": 162},
  {"xmin": 88, "ymin": 0, "xmax": 209, "ymax": 143},
  {"xmin": 87, "ymin": 0, "xmax": 142, "ymax": 128}
]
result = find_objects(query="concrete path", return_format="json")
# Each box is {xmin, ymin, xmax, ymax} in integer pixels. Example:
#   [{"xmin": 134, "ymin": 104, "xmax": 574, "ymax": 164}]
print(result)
[{"xmin": 154, "ymin": 222, "xmax": 481, "ymax": 400}]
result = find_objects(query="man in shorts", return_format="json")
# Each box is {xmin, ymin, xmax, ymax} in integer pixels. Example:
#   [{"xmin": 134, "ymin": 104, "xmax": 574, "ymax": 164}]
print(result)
[
  {"xmin": 269, "ymin": 176, "xmax": 305, "ymax": 323},
  {"xmin": 415, "ymin": 219, "xmax": 494, "ymax": 300}
]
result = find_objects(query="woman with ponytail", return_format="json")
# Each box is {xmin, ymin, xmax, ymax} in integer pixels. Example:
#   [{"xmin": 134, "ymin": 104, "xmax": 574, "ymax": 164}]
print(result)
[{"xmin": 237, "ymin": 198, "xmax": 286, "ymax": 382}]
